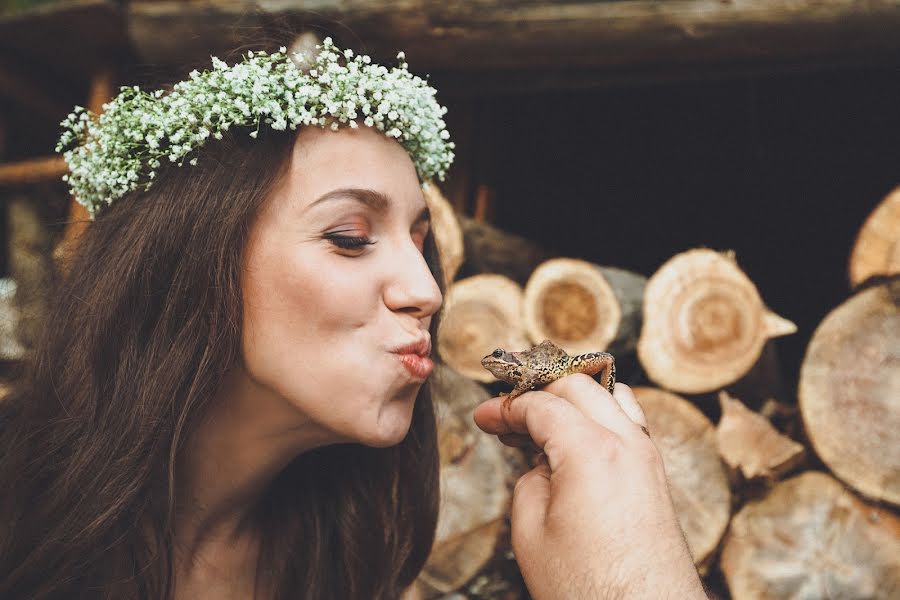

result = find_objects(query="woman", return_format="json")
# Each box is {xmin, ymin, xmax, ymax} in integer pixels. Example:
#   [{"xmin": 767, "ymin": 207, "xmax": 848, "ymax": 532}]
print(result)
[{"xmin": 0, "ymin": 39, "xmax": 705, "ymax": 599}]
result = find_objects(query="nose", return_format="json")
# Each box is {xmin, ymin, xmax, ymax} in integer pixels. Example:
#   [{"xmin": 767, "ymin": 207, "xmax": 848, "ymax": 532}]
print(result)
[{"xmin": 382, "ymin": 239, "xmax": 443, "ymax": 320}]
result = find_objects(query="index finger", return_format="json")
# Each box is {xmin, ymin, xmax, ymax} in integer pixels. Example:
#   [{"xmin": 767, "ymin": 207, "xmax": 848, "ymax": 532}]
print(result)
[{"xmin": 473, "ymin": 390, "xmax": 614, "ymax": 453}]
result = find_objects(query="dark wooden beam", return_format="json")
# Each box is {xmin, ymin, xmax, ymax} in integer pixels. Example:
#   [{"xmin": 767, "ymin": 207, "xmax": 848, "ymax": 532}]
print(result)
[{"xmin": 128, "ymin": 0, "xmax": 900, "ymax": 85}]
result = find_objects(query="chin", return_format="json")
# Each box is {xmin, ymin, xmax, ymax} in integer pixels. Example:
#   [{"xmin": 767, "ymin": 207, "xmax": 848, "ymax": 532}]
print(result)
[{"xmin": 358, "ymin": 393, "xmax": 417, "ymax": 448}]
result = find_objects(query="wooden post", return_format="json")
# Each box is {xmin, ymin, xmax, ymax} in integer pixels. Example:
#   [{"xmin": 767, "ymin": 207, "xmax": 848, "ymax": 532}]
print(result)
[{"xmin": 472, "ymin": 183, "xmax": 495, "ymax": 224}]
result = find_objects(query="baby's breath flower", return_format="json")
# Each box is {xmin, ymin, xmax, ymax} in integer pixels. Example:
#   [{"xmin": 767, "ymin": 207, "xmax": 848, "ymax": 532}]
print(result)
[{"xmin": 56, "ymin": 37, "xmax": 454, "ymax": 217}]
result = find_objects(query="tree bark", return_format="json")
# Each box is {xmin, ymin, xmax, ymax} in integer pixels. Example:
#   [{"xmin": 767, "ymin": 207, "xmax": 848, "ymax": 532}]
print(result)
[
  {"xmin": 798, "ymin": 277, "xmax": 900, "ymax": 506},
  {"xmin": 637, "ymin": 248, "xmax": 796, "ymax": 394},
  {"xmin": 458, "ymin": 217, "xmax": 554, "ymax": 287},
  {"xmin": 721, "ymin": 471, "xmax": 900, "ymax": 600}
]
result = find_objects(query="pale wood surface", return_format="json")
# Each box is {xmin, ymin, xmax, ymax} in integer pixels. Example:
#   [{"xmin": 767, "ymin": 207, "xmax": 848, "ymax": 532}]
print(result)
[
  {"xmin": 633, "ymin": 386, "xmax": 732, "ymax": 574},
  {"xmin": 522, "ymin": 257, "xmax": 646, "ymax": 356},
  {"xmin": 849, "ymin": 185, "xmax": 900, "ymax": 287},
  {"xmin": 637, "ymin": 248, "xmax": 795, "ymax": 394},
  {"xmin": 437, "ymin": 274, "xmax": 530, "ymax": 383},
  {"xmin": 721, "ymin": 471, "xmax": 900, "ymax": 600},
  {"xmin": 421, "ymin": 364, "xmax": 518, "ymax": 595},
  {"xmin": 422, "ymin": 181, "xmax": 464, "ymax": 289},
  {"xmin": 798, "ymin": 279, "xmax": 900, "ymax": 506},
  {"xmin": 716, "ymin": 391, "xmax": 805, "ymax": 482}
]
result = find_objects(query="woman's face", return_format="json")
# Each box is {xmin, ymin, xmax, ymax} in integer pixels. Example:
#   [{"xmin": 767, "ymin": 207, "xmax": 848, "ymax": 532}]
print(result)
[{"xmin": 240, "ymin": 126, "xmax": 442, "ymax": 448}]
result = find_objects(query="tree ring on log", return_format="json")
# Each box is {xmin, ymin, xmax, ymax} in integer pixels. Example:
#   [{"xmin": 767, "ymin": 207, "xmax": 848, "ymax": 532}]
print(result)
[
  {"xmin": 523, "ymin": 258, "xmax": 621, "ymax": 354},
  {"xmin": 638, "ymin": 248, "xmax": 787, "ymax": 393},
  {"xmin": 437, "ymin": 274, "xmax": 530, "ymax": 382}
]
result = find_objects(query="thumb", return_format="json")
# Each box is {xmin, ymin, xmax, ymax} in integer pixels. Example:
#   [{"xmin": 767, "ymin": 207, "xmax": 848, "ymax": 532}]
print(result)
[{"xmin": 510, "ymin": 454, "xmax": 551, "ymax": 552}]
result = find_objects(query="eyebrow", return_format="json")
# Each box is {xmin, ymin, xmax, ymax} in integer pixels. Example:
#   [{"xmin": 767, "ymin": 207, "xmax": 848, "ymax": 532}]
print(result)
[{"xmin": 308, "ymin": 187, "xmax": 430, "ymax": 225}]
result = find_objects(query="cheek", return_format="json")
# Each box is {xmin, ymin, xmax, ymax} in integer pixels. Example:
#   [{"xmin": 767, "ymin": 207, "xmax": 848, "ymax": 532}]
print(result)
[
  {"xmin": 241, "ymin": 250, "xmax": 400, "ymax": 431},
  {"xmin": 243, "ymin": 253, "xmax": 369, "ymax": 375}
]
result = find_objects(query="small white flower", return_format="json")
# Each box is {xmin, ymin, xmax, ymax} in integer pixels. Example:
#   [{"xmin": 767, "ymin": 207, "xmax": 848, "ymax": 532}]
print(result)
[{"xmin": 54, "ymin": 39, "xmax": 453, "ymax": 216}]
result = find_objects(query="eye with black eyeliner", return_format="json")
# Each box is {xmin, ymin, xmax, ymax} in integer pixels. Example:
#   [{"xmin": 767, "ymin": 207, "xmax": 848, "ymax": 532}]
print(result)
[{"xmin": 323, "ymin": 232, "xmax": 376, "ymax": 250}]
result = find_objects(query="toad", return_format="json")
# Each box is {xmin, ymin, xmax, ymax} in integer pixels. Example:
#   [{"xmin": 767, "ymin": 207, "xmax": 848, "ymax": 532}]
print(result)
[{"xmin": 481, "ymin": 339, "xmax": 616, "ymax": 409}]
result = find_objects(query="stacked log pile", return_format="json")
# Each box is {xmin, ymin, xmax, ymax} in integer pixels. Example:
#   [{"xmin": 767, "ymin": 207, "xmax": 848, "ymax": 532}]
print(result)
[{"xmin": 419, "ymin": 184, "xmax": 900, "ymax": 599}]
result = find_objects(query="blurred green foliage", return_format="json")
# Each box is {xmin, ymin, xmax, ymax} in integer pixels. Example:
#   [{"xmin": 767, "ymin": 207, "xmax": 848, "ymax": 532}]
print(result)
[{"xmin": 0, "ymin": 0, "xmax": 68, "ymax": 17}]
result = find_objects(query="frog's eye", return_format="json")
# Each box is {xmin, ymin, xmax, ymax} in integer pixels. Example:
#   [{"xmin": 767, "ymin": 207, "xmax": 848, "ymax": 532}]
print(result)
[{"xmin": 492, "ymin": 348, "xmax": 504, "ymax": 358}]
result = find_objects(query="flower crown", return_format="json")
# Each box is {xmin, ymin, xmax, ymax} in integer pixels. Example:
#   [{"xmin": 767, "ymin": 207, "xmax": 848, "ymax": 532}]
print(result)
[{"xmin": 55, "ymin": 37, "xmax": 455, "ymax": 217}]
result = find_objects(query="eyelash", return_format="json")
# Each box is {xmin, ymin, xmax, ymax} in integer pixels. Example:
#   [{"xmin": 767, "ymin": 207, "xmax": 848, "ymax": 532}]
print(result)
[{"xmin": 325, "ymin": 234, "xmax": 376, "ymax": 250}]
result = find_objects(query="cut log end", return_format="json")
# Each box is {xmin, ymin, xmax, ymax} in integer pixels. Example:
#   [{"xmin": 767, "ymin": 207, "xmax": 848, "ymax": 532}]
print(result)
[
  {"xmin": 523, "ymin": 258, "xmax": 622, "ymax": 354},
  {"xmin": 422, "ymin": 181, "xmax": 464, "ymax": 288},
  {"xmin": 721, "ymin": 471, "xmax": 900, "ymax": 600},
  {"xmin": 422, "ymin": 365, "xmax": 513, "ymax": 594},
  {"xmin": 716, "ymin": 391, "xmax": 805, "ymax": 482},
  {"xmin": 799, "ymin": 280, "xmax": 900, "ymax": 505},
  {"xmin": 849, "ymin": 186, "xmax": 900, "ymax": 288},
  {"xmin": 638, "ymin": 248, "xmax": 792, "ymax": 394},
  {"xmin": 633, "ymin": 387, "xmax": 732, "ymax": 572},
  {"xmin": 437, "ymin": 275, "xmax": 529, "ymax": 382}
]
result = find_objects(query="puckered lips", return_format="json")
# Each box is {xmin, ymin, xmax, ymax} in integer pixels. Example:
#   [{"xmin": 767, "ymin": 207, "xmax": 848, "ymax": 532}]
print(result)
[{"xmin": 390, "ymin": 337, "xmax": 433, "ymax": 380}]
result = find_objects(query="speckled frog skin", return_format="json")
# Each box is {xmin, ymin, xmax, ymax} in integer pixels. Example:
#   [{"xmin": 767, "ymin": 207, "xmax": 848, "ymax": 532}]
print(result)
[{"xmin": 481, "ymin": 339, "xmax": 616, "ymax": 408}]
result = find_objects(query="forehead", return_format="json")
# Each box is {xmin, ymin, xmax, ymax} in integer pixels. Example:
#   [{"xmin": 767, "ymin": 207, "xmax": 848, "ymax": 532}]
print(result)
[{"xmin": 282, "ymin": 125, "xmax": 423, "ymax": 212}]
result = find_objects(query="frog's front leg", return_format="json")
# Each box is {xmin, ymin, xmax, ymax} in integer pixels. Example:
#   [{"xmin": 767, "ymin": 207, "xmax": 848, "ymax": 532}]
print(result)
[{"xmin": 501, "ymin": 374, "xmax": 540, "ymax": 409}]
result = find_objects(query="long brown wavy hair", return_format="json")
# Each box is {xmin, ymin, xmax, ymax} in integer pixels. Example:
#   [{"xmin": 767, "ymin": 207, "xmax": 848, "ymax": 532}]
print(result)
[{"xmin": 0, "ymin": 118, "xmax": 443, "ymax": 599}]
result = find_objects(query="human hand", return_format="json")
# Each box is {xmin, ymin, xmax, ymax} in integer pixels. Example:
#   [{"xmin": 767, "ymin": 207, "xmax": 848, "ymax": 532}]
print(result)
[{"xmin": 473, "ymin": 375, "xmax": 707, "ymax": 600}]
